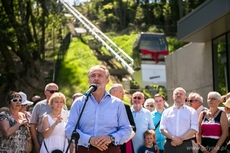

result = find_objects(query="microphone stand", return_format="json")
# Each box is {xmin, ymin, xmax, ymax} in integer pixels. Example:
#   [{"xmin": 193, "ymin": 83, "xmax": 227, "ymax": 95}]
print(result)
[{"xmin": 65, "ymin": 95, "xmax": 90, "ymax": 153}]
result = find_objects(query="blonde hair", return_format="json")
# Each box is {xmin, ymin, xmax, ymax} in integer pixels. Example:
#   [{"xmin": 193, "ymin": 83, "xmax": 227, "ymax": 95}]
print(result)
[
  {"xmin": 144, "ymin": 130, "xmax": 156, "ymax": 139},
  {"xmin": 48, "ymin": 92, "xmax": 66, "ymax": 106},
  {"xmin": 154, "ymin": 93, "xmax": 165, "ymax": 100}
]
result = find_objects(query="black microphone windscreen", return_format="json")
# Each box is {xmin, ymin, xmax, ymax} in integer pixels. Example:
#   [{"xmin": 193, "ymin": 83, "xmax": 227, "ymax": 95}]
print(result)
[{"xmin": 90, "ymin": 84, "xmax": 97, "ymax": 92}]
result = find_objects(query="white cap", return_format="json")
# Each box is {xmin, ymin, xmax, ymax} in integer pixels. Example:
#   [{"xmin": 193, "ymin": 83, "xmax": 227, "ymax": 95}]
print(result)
[{"xmin": 19, "ymin": 91, "xmax": 34, "ymax": 105}]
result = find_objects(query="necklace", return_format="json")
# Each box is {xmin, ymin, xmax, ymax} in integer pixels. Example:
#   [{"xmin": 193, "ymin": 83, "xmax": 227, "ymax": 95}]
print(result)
[{"xmin": 207, "ymin": 109, "xmax": 219, "ymax": 123}]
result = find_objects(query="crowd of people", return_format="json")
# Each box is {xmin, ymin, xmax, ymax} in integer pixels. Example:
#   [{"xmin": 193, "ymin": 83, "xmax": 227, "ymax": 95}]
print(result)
[{"xmin": 0, "ymin": 65, "xmax": 230, "ymax": 153}]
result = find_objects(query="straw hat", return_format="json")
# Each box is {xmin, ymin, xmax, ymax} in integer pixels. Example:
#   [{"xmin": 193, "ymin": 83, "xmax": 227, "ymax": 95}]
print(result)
[{"xmin": 223, "ymin": 98, "xmax": 230, "ymax": 109}]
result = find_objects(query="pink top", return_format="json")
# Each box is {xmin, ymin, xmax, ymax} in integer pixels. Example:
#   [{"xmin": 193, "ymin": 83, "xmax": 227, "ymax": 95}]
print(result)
[{"xmin": 201, "ymin": 111, "xmax": 222, "ymax": 139}]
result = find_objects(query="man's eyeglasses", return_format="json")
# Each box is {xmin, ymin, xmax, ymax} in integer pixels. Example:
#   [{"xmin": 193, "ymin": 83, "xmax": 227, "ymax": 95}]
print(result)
[
  {"xmin": 146, "ymin": 105, "xmax": 154, "ymax": 108},
  {"xmin": 133, "ymin": 96, "xmax": 142, "ymax": 100},
  {"xmin": 11, "ymin": 98, "xmax": 22, "ymax": 102},
  {"xmin": 188, "ymin": 100, "xmax": 198, "ymax": 103},
  {"xmin": 46, "ymin": 90, "xmax": 59, "ymax": 94}
]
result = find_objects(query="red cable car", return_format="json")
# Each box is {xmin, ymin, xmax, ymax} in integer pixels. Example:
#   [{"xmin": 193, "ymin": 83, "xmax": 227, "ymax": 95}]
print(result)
[{"xmin": 132, "ymin": 32, "xmax": 169, "ymax": 89}]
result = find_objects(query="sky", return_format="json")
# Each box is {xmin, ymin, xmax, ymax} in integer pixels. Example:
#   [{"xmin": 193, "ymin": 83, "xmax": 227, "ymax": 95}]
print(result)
[{"xmin": 64, "ymin": 0, "xmax": 90, "ymax": 5}]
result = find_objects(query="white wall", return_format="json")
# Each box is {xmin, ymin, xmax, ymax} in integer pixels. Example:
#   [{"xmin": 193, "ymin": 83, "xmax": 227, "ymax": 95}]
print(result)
[{"xmin": 165, "ymin": 42, "xmax": 213, "ymax": 106}]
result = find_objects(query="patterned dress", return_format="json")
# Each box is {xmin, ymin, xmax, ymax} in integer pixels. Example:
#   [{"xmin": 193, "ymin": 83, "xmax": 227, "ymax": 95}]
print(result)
[
  {"xmin": 199, "ymin": 111, "xmax": 227, "ymax": 153},
  {"xmin": 0, "ymin": 110, "xmax": 28, "ymax": 153}
]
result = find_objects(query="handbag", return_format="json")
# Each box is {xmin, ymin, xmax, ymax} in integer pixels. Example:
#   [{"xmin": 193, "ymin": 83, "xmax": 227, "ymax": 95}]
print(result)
[
  {"xmin": 43, "ymin": 139, "xmax": 65, "ymax": 153},
  {"xmin": 25, "ymin": 125, "xmax": 33, "ymax": 153}
]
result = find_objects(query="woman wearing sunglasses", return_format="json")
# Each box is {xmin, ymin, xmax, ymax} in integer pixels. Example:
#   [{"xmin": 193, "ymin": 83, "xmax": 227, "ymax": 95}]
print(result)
[{"xmin": 0, "ymin": 91, "xmax": 29, "ymax": 152}]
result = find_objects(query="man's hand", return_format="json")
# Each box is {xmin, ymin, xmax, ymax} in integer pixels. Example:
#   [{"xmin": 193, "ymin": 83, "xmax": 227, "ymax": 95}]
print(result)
[
  {"xmin": 153, "ymin": 143, "xmax": 158, "ymax": 151},
  {"xmin": 171, "ymin": 136, "xmax": 183, "ymax": 146},
  {"xmin": 89, "ymin": 135, "xmax": 111, "ymax": 151},
  {"xmin": 18, "ymin": 118, "xmax": 28, "ymax": 125}
]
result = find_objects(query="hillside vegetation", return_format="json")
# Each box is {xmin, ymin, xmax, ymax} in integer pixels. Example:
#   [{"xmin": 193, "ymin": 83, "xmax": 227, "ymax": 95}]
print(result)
[
  {"xmin": 57, "ymin": 34, "xmax": 139, "ymax": 107},
  {"xmin": 56, "ymin": 31, "xmax": 186, "ymax": 107},
  {"xmin": 0, "ymin": 0, "xmax": 203, "ymax": 106}
]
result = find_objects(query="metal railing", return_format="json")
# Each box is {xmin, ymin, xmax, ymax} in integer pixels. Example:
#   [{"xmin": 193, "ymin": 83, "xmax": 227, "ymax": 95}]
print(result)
[{"xmin": 58, "ymin": 0, "xmax": 134, "ymax": 75}]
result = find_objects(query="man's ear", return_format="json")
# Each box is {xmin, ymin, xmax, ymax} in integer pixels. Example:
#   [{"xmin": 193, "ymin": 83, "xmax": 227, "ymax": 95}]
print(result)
[{"xmin": 106, "ymin": 78, "xmax": 110, "ymax": 84}]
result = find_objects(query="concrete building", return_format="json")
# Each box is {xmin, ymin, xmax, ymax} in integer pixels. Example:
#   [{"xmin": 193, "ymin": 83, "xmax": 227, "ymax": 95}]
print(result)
[{"xmin": 166, "ymin": 0, "xmax": 230, "ymax": 105}]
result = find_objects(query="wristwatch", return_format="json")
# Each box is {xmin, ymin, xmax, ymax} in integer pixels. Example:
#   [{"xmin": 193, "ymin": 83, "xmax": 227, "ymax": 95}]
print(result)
[{"xmin": 109, "ymin": 135, "xmax": 115, "ymax": 144}]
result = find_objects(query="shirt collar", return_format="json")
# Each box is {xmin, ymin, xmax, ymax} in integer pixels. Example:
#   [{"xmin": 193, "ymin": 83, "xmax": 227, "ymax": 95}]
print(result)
[
  {"xmin": 172, "ymin": 104, "xmax": 186, "ymax": 109},
  {"xmin": 88, "ymin": 91, "xmax": 111, "ymax": 103},
  {"xmin": 196, "ymin": 105, "xmax": 206, "ymax": 114},
  {"xmin": 131, "ymin": 106, "xmax": 144, "ymax": 112},
  {"xmin": 153, "ymin": 108, "xmax": 165, "ymax": 114}
]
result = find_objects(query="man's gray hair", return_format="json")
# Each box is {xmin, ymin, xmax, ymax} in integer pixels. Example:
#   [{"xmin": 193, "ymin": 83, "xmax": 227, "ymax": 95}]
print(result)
[
  {"xmin": 188, "ymin": 92, "xmax": 203, "ymax": 103},
  {"xmin": 109, "ymin": 83, "xmax": 123, "ymax": 94}
]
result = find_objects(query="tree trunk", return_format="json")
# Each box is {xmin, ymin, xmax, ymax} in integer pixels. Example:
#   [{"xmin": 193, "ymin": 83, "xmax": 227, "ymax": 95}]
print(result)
[{"xmin": 178, "ymin": 0, "xmax": 183, "ymax": 19}]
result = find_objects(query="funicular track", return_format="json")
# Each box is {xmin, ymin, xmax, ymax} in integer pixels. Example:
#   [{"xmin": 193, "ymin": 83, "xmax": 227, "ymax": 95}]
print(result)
[
  {"xmin": 59, "ymin": 0, "xmax": 135, "ymax": 80},
  {"xmin": 90, "ymin": 47, "xmax": 131, "ymax": 83}
]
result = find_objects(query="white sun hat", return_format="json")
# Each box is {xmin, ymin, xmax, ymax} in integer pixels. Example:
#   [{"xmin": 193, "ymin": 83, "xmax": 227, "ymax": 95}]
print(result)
[{"xmin": 19, "ymin": 91, "xmax": 34, "ymax": 105}]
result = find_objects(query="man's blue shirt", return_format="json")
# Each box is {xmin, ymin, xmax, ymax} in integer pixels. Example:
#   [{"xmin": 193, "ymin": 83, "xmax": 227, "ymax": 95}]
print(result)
[
  {"xmin": 65, "ymin": 92, "xmax": 131, "ymax": 147},
  {"xmin": 152, "ymin": 109, "xmax": 166, "ymax": 150}
]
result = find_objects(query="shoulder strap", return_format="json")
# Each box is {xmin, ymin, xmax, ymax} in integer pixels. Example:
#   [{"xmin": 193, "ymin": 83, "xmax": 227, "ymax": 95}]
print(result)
[
  {"xmin": 202, "ymin": 107, "xmax": 208, "ymax": 111},
  {"xmin": 44, "ymin": 138, "xmax": 66, "ymax": 152},
  {"xmin": 44, "ymin": 140, "xmax": 49, "ymax": 153},
  {"xmin": 202, "ymin": 110, "xmax": 207, "ymax": 120},
  {"xmin": 63, "ymin": 138, "xmax": 66, "ymax": 152},
  {"xmin": 216, "ymin": 110, "xmax": 222, "ymax": 120},
  {"xmin": 155, "ymin": 120, "xmax": 161, "ymax": 129}
]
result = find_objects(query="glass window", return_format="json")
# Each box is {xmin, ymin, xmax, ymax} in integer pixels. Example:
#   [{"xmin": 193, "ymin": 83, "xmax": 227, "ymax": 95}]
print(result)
[
  {"xmin": 212, "ymin": 33, "xmax": 230, "ymax": 94},
  {"xmin": 132, "ymin": 33, "xmax": 168, "ymax": 70}
]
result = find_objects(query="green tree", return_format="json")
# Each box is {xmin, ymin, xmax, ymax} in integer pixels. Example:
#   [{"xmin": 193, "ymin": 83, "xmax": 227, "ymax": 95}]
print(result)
[{"xmin": 0, "ymin": 0, "xmax": 64, "ymax": 105}]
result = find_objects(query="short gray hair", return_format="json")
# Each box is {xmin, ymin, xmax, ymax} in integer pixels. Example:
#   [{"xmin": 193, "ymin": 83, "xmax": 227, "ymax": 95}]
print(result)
[
  {"xmin": 144, "ymin": 98, "xmax": 155, "ymax": 107},
  {"xmin": 208, "ymin": 91, "xmax": 221, "ymax": 100},
  {"xmin": 109, "ymin": 83, "xmax": 123, "ymax": 94},
  {"xmin": 188, "ymin": 92, "xmax": 203, "ymax": 103}
]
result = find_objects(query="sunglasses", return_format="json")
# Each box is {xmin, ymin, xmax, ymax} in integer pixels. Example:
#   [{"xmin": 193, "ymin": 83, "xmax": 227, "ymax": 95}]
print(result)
[
  {"xmin": 208, "ymin": 98, "xmax": 217, "ymax": 101},
  {"xmin": 46, "ymin": 90, "xmax": 59, "ymax": 94},
  {"xmin": 11, "ymin": 98, "xmax": 22, "ymax": 102},
  {"xmin": 146, "ymin": 105, "xmax": 154, "ymax": 108},
  {"xmin": 188, "ymin": 100, "xmax": 198, "ymax": 103},
  {"xmin": 133, "ymin": 96, "xmax": 142, "ymax": 100}
]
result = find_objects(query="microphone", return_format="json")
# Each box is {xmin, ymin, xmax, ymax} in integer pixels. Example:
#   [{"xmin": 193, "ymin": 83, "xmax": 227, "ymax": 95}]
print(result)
[{"xmin": 84, "ymin": 84, "xmax": 97, "ymax": 96}]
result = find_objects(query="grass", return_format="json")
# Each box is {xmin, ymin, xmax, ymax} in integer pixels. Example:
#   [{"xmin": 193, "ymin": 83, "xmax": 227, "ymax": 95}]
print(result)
[
  {"xmin": 110, "ymin": 33, "xmax": 138, "ymax": 56},
  {"xmin": 56, "ymin": 37, "xmax": 131, "ymax": 108},
  {"xmin": 57, "ymin": 37, "xmax": 100, "ymax": 107},
  {"xmin": 56, "ymin": 33, "xmax": 184, "ymax": 108}
]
